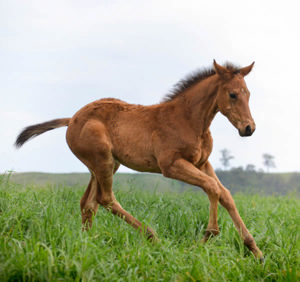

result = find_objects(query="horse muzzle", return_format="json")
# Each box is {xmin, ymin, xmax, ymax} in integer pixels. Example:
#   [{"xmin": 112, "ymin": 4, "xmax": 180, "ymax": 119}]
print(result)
[{"xmin": 238, "ymin": 124, "xmax": 255, "ymax": 137}]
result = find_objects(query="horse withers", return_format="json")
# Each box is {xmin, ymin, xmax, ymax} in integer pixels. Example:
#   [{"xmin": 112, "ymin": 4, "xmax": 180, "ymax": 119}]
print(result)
[{"xmin": 15, "ymin": 60, "xmax": 263, "ymax": 261}]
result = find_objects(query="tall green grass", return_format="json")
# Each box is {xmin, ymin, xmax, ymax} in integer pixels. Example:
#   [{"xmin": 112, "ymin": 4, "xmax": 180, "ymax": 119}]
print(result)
[{"xmin": 0, "ymin": 174, "xmax": 299, "ymax": 281}]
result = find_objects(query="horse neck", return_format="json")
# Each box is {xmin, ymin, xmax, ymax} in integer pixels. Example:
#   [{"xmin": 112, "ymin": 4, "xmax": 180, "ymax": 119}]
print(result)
[{"xmin": 169, "ymin": 75, "xmax": 219, "ymax": 136}]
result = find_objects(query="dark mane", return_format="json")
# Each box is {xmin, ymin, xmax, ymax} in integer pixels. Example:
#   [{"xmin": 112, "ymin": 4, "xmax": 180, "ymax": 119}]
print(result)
[{"xmin": 162, "ymin": 62, "xmax": 241, "ymax": 102}]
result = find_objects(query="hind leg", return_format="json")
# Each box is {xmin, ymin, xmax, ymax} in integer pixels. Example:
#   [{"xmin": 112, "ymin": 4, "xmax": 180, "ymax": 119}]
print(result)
[
  {"xmin": 80, "ymin": 172, "xmax": 99, "ymax": 229},
  {"xmin": 93, "ymin": 158, "xmax": 156, "ymax": 241},
  {"xmin": 80, "ymin": 163, "xmax": 120, "ymax": 230},
  {"xmin": 70, "ymin": 120, "xmax": 156, "ymax": 240}
]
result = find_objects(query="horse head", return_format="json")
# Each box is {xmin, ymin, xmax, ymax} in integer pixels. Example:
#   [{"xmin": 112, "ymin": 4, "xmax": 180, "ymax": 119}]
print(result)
[{"xmin": 214, "ymin": 60, "xmax": 255, "ymax": 137}]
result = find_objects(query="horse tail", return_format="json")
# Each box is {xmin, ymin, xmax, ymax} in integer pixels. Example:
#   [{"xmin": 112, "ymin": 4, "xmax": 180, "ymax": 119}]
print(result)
[{"xmin": 15, "ymin": 118, "xmax": 71, "ymax": 148}]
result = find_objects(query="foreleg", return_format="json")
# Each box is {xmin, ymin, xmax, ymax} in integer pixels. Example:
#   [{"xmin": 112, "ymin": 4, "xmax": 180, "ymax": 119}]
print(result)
[{"xmin": 203, "ymin": 162, "xmax": 263, "ymax": 259}]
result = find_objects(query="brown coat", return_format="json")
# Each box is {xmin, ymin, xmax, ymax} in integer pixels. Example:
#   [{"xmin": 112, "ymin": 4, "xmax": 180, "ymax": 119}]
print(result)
[{"xmin": 15, "ymin": 61, "xmax": 263, "ymax": 260}]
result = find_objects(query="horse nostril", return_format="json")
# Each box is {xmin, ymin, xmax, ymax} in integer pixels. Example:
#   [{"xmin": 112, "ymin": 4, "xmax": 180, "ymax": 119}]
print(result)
[{"xmin": 245, "ymin": 125, "xmax": 252, "ymax": 136}]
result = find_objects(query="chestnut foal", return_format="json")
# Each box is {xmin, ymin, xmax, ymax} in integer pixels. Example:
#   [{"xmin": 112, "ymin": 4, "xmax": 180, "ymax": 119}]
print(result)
[{"xmin": 16, "ymin": 60, "xmax": 263, "ymax": 260}]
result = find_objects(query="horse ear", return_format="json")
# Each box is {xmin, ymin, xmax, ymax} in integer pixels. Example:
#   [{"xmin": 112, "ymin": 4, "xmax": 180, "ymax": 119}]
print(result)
[
  {"xmin": 213, "ymin": 60, "xmax": 228, "ymax": 75},
  {"xmin": 240, "ymin": 62, "xmax": 255, "ymax": 77}
]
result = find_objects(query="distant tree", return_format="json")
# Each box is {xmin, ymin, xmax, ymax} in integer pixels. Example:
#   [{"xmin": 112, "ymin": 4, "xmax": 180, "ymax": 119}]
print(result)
[
  {"xmin": 262, "ymin": 154, "xmax": 276, "ymax": 172},
  {"xmin": 245, "ymin": 164, "xmax": 256, "ymax": 172},
  {"xmin": 220, "ymin": 149, "xmax": 234, "ymax": 170},
  {"xmin": 230, "ymin": 166, "xmax": 244, "ymax": 173}
]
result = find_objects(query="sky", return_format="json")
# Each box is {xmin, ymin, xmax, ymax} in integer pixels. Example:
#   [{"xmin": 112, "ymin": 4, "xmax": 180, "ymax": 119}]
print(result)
[{"xmin": 1, "ymin": 0, "xmax": 300, "ymax": 174}]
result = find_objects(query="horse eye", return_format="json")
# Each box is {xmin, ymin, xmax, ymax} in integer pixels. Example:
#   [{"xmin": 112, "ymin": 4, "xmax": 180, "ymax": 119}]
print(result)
[{"xmin": 229, "ymin": 93, "xmax": 237, "ymax": 99}]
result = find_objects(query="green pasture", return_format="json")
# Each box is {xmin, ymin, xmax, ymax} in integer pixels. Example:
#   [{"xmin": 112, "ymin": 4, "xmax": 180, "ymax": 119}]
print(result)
[{"xmin": 0, "ymin": 174, "xmax": 299, "ymax": 281}]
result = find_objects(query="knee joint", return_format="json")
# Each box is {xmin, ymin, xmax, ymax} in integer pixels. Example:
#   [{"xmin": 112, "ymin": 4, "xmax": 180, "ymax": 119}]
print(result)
[{"xmin": 206, "ymin": 179, "xmax": 221, "ymax": 198}]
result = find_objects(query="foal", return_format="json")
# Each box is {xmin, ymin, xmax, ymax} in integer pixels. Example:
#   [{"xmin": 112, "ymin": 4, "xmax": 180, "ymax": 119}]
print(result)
[{"xmin": 16, "ymin": 60, "xmax": 263, "ymax": 260}]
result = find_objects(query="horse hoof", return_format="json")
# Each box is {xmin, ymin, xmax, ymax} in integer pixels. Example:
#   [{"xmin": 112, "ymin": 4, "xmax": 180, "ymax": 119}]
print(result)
[{"xmin": 147, "ymin": 234, "xmax": 158, "ymax": 244}]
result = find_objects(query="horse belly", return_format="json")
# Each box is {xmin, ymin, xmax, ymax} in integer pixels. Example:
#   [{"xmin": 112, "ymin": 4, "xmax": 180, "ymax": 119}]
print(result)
[
  {"xmin": 111, "ymin": 128, "xmax": 160, "ymax": 173},
  {"xmin": 113, "ymin": 146, "xmax": 160, "ymax": 173}
]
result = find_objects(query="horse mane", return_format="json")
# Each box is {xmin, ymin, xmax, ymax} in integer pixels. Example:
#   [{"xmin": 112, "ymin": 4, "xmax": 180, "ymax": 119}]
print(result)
[{"xmin": 162, "ymin": 62, "xmax": 241, "ymax": 103}]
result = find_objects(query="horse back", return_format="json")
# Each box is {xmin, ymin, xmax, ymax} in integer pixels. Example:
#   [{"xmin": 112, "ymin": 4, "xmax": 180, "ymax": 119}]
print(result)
[{"xmin": 67, "ymin": 98, "xmax": 161, "ymax": 172}]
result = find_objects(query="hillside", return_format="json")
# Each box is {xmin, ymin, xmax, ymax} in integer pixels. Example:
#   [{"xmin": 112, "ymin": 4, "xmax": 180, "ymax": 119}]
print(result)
[
  {"xmin": 8, "ymin": 172, "xmax": 197, "ymax": 194},
  {"xmin": 7, "ymin": 170, "xmax": 300, "ymax": 196}
]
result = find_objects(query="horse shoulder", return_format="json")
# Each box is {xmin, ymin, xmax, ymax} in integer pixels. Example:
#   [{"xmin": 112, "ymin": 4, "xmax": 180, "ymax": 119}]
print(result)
[{"xmin": 197, "ymin": 130, "xmax": 213, "ymax": 165}]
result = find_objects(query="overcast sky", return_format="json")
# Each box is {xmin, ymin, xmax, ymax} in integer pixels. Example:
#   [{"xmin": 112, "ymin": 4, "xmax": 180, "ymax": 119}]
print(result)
[{"xmin": 1, "ymin": 0, "xmax": 300, "ymax": 174}]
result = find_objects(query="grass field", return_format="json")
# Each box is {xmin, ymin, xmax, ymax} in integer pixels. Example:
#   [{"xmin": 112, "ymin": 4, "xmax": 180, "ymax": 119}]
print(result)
[{"xmin": 0, "ymin": 174, "xmax": 299, "ymax": 281}]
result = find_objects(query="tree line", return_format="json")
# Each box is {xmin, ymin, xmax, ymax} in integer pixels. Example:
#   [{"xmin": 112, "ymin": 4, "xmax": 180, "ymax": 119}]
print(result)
[{"xmin": 219, "ymin": 148, "xmax": 276, "ymax": 172}]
